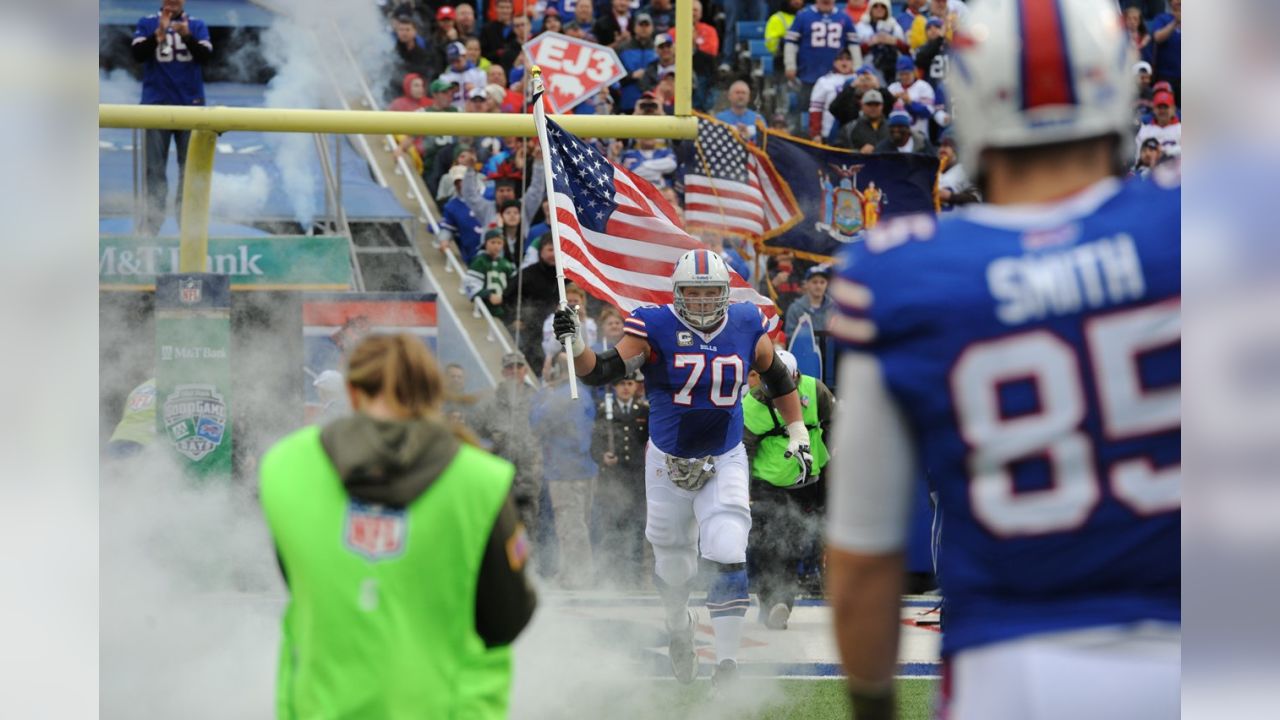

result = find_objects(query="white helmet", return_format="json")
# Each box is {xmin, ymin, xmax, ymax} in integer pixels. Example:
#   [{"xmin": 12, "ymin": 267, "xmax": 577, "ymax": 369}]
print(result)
[
  {"xmin": 774, "ymin": 349, "xmax": 800, "ymax": 379},
  {"xmin": 947, "ymin": 0, "xmax": 1136, "ymax": 175},
  {"xmin": 671, "ymin": 248, "xmax": 731, "ymax": 329}
]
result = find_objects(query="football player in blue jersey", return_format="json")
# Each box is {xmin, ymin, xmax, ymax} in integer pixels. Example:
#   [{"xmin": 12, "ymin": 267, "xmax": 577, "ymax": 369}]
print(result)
[
  {"xmin": 554, "ymin": 249, "xmax": 813, "ymax": 688},
  {"xmin": 824, "ymin": 0, "xmax": 1181, "ymax": 718}
]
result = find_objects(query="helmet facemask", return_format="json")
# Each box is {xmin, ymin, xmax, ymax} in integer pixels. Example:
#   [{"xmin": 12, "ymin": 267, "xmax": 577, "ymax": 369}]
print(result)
[{"xmin": 674, "ymin": 282, "xmax": 730, "ymax": 330}]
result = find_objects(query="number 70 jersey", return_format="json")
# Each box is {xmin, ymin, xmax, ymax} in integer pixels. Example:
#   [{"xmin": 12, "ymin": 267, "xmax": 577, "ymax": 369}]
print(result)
[
  {"xmin": 830, "ymin": 177, "xmax": 1181, "ymax": 655},
  {"xmin": 624, "ymin": 303, "xmax": 768, "ymax": 459}
]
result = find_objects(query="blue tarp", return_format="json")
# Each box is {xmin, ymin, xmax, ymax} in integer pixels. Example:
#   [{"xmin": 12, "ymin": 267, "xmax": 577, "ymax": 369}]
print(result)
[
  {"xmin": 101, "ymin": 0, "xmax": 279, "ymax": 28},
  {"xmin": 100, "ymin": 82, "xmax": 413, "ymax": 225}
]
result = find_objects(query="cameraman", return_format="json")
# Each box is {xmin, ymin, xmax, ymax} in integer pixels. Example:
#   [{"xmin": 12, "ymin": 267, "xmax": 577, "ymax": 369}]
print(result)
[{"xmin": 131, "ymin": 0, "xmax": 213, "ymax": 235}]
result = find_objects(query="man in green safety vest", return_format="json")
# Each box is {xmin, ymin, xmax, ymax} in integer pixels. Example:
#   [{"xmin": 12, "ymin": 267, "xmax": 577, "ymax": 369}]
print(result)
[
  {"xmin": 259, "ymin": 334, "xmax": 536, "ymax": 719},
  {"xmin": 742, "ymin": 349, "xmax": 834, "ymax": 631}
]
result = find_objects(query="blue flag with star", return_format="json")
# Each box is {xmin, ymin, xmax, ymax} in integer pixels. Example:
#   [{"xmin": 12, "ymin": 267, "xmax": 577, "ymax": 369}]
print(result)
[{"xmin": 760, "ymin": 131, "xmax": 940, "ymax": 260}]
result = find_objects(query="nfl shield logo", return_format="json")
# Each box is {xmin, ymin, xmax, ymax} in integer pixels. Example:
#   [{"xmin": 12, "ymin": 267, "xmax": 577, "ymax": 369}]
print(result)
[
  {"xmin": 179, "ymin": 277, "xmax": 202, "ymax": 304},
  {"xmin": 344, "ymin": 503, "xmax": 408, "ymax": 561}
]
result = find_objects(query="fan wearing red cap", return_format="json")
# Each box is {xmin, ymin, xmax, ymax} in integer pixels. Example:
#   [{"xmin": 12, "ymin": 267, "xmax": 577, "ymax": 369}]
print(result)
[
  {"xmin": 1134, "ymin": 89, "xmax": 1180, "ymax": 162},
  {"xmin": 429, "ymin": 5, "xmax": 461, "ymax": 55}
]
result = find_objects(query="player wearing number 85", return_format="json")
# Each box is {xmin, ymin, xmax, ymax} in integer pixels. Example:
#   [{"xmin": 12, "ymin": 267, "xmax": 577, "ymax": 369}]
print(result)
[
  {"xmin": 825, "ymin": 0, "xmax": 1180, "ymax": 719},
  {"xmin": 554, "ymin": 248, "xmax": 813, "ymax": 689}
]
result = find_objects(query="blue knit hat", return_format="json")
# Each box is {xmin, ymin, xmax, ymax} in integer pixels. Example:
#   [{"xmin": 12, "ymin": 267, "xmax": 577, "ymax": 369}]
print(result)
[
  {"xmin": 896, "ymin": 55, "xmax": 917, "ymax": 74},
  {"xmin": 888, "ymin": 111, "xmax": 912, "ymax": 127}
]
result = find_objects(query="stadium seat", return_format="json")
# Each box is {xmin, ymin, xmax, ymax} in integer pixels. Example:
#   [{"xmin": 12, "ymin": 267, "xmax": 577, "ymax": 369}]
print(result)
[
  {"xmin": 737, "ymin": 21, "xmax": 767, "ymax": 61},
  {"xmin": 748, "ymin": 39, "xmax": 770, "ymax": 59},
  {"xmin": 737, "ymin": 21, "xmax": 766, "ymax": 44},
  {"xmin": 759, "ymin": 56, "xmax": 774, "ymax": 76}
]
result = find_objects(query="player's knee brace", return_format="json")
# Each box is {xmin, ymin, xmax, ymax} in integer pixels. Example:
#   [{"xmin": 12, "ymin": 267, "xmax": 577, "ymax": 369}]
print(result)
[
  {"xmin": 651, "ymin": 543, "xmax": 699, "ymax": 587},
  {"xmin": 706, "ymin": 562, "xmax": 750, "ymax": 619},
  {"xmin": 700, "ymin": 511, "xmax": 750, "ymax": 566}
]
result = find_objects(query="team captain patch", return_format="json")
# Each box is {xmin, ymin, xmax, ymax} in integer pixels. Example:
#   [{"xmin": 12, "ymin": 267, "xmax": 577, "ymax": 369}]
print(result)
[{"xmin": 343, "ymin": 502, "xmax": 407, "ymax": 561}]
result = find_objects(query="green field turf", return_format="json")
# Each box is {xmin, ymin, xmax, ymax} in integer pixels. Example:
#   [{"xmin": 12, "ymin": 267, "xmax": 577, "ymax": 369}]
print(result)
[
  {"xmin": 598, "ymin": 678, "xmax": 937, "ymax": 720},
  {"xmin": 756, "ymin": 679, "xmax": 937, "ymax": 720}
]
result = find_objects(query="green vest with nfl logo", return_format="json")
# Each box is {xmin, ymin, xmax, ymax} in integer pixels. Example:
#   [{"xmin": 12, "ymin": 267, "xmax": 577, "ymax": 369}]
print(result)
[
  {"xmin": 743, "ymin": 374, "xmax": 830, "ymax": 487},
  {"xmin": 259, "ymin": 425, "xmax": 515, "ymax": 720}
]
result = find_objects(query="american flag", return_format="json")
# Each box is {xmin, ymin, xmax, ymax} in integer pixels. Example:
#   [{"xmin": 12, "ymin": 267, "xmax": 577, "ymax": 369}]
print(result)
[
  {"xmin": 542, "ymin": 118, "xmax": 780, "ymax": 332},
  {"xmin": 683, "ymin": 117, "xmax": 801, "ymax": 240}
]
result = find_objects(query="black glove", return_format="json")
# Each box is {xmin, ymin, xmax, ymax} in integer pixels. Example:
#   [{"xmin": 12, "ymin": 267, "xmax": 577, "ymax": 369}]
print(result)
[{"xmin": 552, "ymin": 304, "xmax": 585, "ymax": 356}]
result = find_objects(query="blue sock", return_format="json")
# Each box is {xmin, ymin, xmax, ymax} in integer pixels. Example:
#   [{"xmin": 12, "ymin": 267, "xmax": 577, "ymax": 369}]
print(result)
[{"xmin": 706, "ymin": 566, "xmax": 749, "ymax": 619}]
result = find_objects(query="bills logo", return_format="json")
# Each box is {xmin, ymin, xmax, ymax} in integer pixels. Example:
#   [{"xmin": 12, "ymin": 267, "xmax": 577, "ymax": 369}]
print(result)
[
  {"xmin": 344, "ymin": 503, "xmax": 407, "ymax": 561},
  {"xmin": 179, "ymin": 277, "xmax": 202, "ymax": 304}
]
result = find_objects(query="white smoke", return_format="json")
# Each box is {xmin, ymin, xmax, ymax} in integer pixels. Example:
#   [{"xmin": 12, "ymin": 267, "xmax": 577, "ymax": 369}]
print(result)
[
  {"xmin": 210, "ymin": 165, "xmax": 270, "ymax": 219},
  {"xmin": 99, "ymin": 68, "xmax": 142, "ymax": 105},
  {"xmin": 258, "ymin": 0, "xmax": 394, "ymax": 229},
  {"xmin": 99, "ymin": 453, "xmax": 282, "ymax": 720}
]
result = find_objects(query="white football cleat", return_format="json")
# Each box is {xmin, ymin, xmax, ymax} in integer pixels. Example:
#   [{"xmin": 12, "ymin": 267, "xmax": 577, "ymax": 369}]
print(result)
[{"xmin": 667, "ymin": 609, "xmax": 698, "ymax": 684}]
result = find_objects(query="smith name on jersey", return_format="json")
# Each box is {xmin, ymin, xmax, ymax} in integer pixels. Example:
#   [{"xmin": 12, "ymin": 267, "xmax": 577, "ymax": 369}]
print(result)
[
  {"xmin": 624, "ymin": 302, "xmax": 768, "ymax": 459},
  {"xmin": 829, "ymin": 176, "xmax": 1181, "ymax": 656}
]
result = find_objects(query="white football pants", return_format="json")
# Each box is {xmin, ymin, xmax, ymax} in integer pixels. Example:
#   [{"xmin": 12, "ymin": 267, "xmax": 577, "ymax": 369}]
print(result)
[{"xmin": 644, "ymin": 442, "xmax": 752, "ymax": 586}]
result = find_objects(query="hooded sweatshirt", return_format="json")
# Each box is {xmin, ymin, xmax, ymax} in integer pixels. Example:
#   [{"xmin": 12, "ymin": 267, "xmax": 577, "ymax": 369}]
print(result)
[
  {"xmin": 260, "ymin": 414, "xmax": 536, "ymax": 720},
  {"xmin": 387, "ymin": 73, "xmax": 432, "ymax": 112}
]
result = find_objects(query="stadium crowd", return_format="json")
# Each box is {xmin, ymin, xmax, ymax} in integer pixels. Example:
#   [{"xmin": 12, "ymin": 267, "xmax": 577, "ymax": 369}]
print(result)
[
  {"xmin": 124, "ymin": 0, "xmax": 1183, "ymax": 596},
  {"xmin": 363, "ymin": 0, "xmax": 1182, "ymax": 591}
]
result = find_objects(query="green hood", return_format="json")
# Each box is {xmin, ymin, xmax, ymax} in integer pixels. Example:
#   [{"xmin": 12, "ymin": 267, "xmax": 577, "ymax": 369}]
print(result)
[{"xmin": 320, "ymin": 414, "xmax": 460, "ymax": 507}]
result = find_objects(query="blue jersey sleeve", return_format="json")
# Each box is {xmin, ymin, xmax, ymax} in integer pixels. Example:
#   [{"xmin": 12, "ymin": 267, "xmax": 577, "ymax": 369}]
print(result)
[
  {"xmin": 134, "ymin": 15, "xmax": 158, "ymax": 40},
  {"xmin": 843, "ymin": 15, "xmax": 859, "ymax": 47}
]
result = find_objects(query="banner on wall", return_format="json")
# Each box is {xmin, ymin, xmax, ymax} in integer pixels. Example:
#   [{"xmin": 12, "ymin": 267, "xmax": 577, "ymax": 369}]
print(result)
[
  {"xmin": 301, "ymin": 293, "xmax": 438, "ymax": 422},
  {"xmin": 100, "ymin": 235, "xmax": 353, "ymax": 290}
]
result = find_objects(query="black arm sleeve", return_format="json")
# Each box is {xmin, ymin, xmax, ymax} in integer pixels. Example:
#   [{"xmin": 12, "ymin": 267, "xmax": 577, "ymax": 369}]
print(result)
[
  {"xmin": 475, "ymin": 492, "xmax": 538, "ymax": 648},
  {"xmin": 131, "ymin": 35, "xmax": 158, "ymax": 63},
  {"xmin": 758, "ymin": 351, "xmax": 798, "ymax": 399},
  {"xmin": 581, "ymin": 347, "xmax": 627, "ymax": 386},
  {"xmin": 181, "ymin": 34, "xmax": 213, "ymax": 64}
]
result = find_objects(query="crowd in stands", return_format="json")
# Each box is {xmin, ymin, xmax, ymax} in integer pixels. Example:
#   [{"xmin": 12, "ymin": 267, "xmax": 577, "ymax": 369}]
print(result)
[
  {"xmin": 366, "ymin": 0, "xmax": 1181, "ymax": 586},
  {"xmin": 120, "ymin": 0, "xmax": 1181, "ymax": 593},
  {"xmin": 378, "ymin": 0, "xmax": 1179, "ymax": 347}
]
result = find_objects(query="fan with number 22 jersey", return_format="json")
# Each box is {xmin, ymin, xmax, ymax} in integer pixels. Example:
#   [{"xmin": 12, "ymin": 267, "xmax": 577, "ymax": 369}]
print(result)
[
  {"xmin": 625, "ymin": 302, "xmax": 768, "ymax": 460},
  {"xmin": 829, "ymin": 175, "xmax": 1180, "ymax": 656}
]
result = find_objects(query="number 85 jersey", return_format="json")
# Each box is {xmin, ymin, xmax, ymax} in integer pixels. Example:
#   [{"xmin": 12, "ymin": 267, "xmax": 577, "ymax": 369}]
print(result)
[
  {"xmin": 829, "ymin": 177, "xmax": 1181, "ymax": 656},
  {"xmin": 625, "ymin": 302, "xmax": 768, "ymax": 459}
]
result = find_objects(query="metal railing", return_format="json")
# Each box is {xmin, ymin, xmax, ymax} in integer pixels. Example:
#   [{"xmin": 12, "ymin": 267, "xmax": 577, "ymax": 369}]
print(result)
[
  {"xmin": 326, "ymin": 19, "xmax": 441, "ymax": 235},
  {"xmin": 323, "ymin": 18, "xmax": 516, "ymax": 362}
]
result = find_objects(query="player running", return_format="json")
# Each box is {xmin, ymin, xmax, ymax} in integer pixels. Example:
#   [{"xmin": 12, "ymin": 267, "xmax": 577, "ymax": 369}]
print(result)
[
  {"xmin": 825, "ymin": 0, "xmax": 1181, "ymax": 718},
  {"xmin": 554, "ymin": 249, "xmax": 813, "ymax": 688}
]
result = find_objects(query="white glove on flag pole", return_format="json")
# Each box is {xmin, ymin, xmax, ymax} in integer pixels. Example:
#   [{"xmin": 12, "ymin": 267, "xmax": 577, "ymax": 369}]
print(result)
[{"xmin": 529, "ymin": 65, "xmax": 579, "ymax": 400}]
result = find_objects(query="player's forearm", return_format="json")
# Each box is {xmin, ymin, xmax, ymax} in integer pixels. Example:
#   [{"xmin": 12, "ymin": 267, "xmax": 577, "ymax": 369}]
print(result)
[
  {"xmin": 828, "ymin": 548, "xmax": 904, "ymax": 690},
  {"xmin": 571, "ymin": 345, "xmax": 597, "ymax": 377},
  {"xmin": 773, "ymin": 390, "xmax": 804, "ymax": 426}
]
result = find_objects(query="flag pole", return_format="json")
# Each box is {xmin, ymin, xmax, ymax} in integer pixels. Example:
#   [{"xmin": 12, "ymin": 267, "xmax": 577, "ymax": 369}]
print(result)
[{"xmin": 528, "ymin": 65, "xmax": 579, "ymax": 400}]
